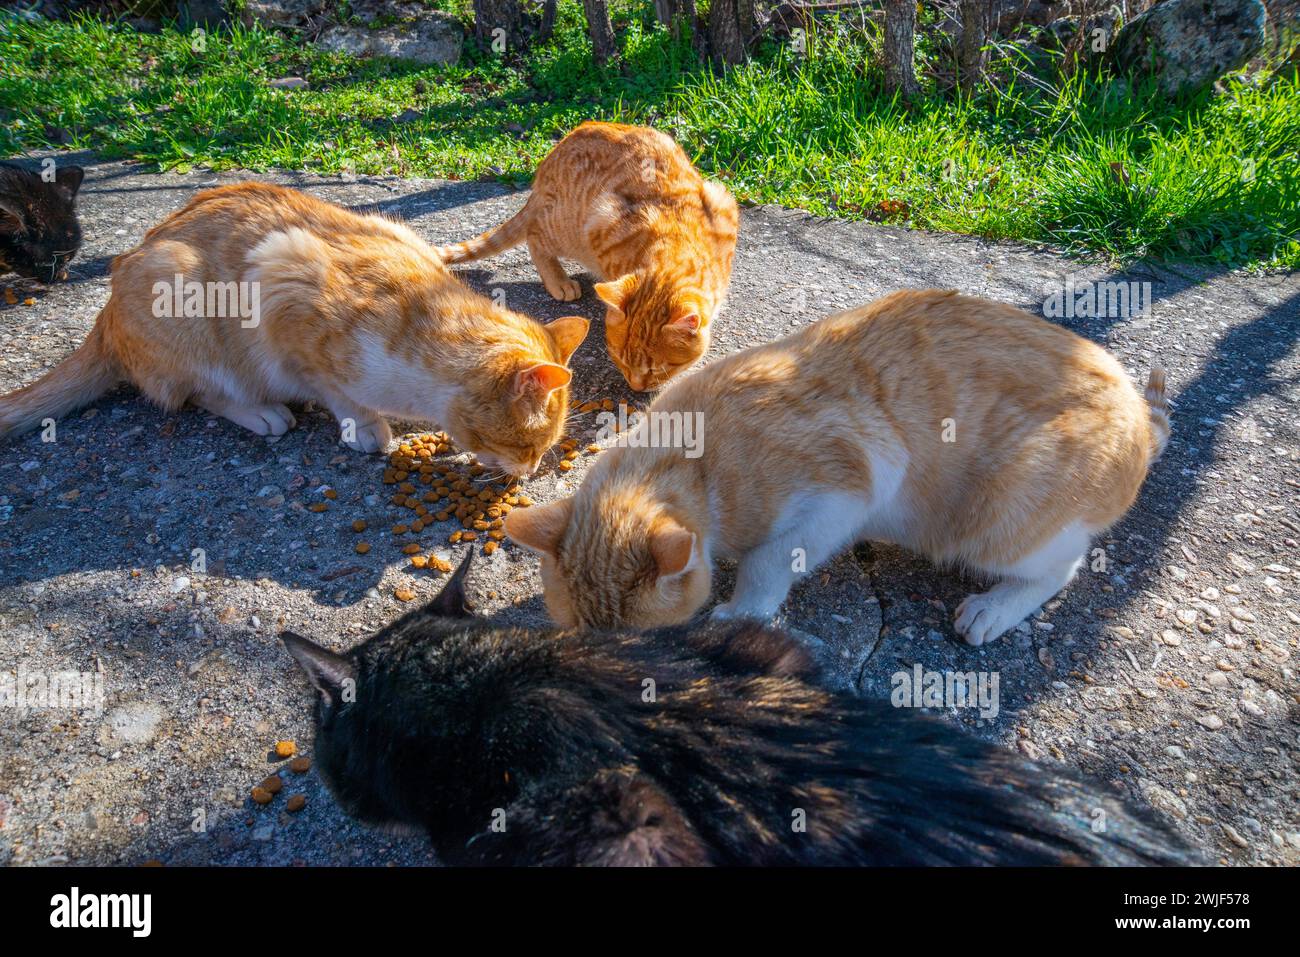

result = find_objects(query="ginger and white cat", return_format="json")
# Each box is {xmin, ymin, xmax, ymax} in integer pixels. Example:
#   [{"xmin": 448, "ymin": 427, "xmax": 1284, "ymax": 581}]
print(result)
[
  {"xmin": 436, "ymin": 122, "xmax": 738, "ymax": 393},
  {"xmin": 0, "ymin": 183, "xmax": 589, "ymax": 475},
  {"xmin": 507, "ymin": 290, "xmax": 1171, "ymax": 646}
]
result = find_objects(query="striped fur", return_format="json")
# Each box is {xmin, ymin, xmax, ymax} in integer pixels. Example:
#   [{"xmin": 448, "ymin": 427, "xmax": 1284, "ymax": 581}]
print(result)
[
  {"xmin": 0, "ymin": 183, "xmax": 589, "ymax": 473},
  {"xmin": 436, "ymin": 122, "xmax": 739, "ymax": 392},
  {"xmin": 1144, "ymin": 366, "xmax": 1172, "ymax": 460}
]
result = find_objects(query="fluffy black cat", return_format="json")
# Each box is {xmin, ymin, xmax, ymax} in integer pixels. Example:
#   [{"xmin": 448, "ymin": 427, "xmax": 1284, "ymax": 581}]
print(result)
[
  {"xmin": 282, "ymin": 552, "xmax": 1200, "ymax": 866},
  {"xmin": 0, "ymin": 160, "xmax": 84, "ymax": 282}
]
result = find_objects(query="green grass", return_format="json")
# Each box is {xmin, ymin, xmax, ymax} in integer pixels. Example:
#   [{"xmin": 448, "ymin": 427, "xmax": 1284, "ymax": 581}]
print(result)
[{"xmin": 2, "ymin": 9, "xmax": 1297, "ymax": 268}]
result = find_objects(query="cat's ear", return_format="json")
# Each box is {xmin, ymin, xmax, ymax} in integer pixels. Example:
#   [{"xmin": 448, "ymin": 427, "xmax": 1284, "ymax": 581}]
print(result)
[
  {"xmin": 650, "ymin": 518, "xmax": 698, "ymax": 583},
  {"xmin": 504, "ymin": 498, "xmax": 573, "ymax": 557},
  {"xmin": 281, "ymin": 631, "xmax": 356, "ymax": 701},
  {"xmin": 514, "ymin": 362, "xmax": 572, "ymax": 401},
  {"xmin": 424, "ymin": 547, "xmax": 475, "ymax": 618},
  {"xmin": 595, "ymin": 274, "xmax": 637, "ymax": 315},
  {"xmin": 665, "ymin": 311, "xmax": 702, "ymax": 338},
  {"xmin": 544, "ymin": 315, "xmax": 590, "ymax": 365},
  {"xmin": 54, "ymin": 165, "xmax": 84, "ymax": 199}
]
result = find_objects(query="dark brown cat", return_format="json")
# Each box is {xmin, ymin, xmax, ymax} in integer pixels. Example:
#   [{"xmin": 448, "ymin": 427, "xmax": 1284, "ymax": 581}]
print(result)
[
  {"xmin": 282, "ymin": 551, "xmax": 1200, "ymax": 866},
  {"xmin": 0, "ymin": 160, "xmax": 84, "ymax": 282}
]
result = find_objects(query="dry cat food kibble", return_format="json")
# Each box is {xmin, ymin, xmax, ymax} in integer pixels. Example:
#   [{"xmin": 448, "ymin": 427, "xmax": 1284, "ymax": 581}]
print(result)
[
  {"xmin": 288, "ymin": 756, "xmax": 311, "ymax": 774},
  {"xmin": 251, "ymin": 786, "xmax": 274, "ymax": 805},
  {"xmin": 286, "ymin": 795, "xmax": 307, "ymax": 813},
  {"xmin": 395, "ymin": 586, "xmax": 416, "ymax": 602},
  {"xmin": 352, "ymin": 427, "xmax": 585, "ymax": 576},
  {"xmin": 260, "ymin": 774, "xmax": 283, "ymax": 795},
  {"xmin": 274, "ymin": 740, "xmax": 297, "ymax": 759}
]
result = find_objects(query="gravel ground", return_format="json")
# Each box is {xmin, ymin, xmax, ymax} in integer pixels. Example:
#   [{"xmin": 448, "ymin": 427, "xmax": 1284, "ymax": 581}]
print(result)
[{"xmin": 0, "ymin": 154, "xmax": 1297, "ymax": 866}]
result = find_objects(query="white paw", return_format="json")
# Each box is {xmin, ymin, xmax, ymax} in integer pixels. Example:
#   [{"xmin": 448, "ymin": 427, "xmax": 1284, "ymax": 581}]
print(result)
[
  {"xmin": 710, "ymin": 600, "xmax": 778, "ymax": 623},
  {"xmin": 343, "ymin": 418, "xmax": 392, "ymax": 454},
  {"xmin": 954, "ymin": 592, "xmax": 1022, "ymax": 646},
  {"xmin": 241, "ymin": 403, "xmax": 295, "ymax": 436},
  {"xmin": 547, "ymin": 278, "xmax": 582, "ymax": 302},
  {"xmin": 710, "ymin": 601, "xmax": 738, "ymax": 621}
]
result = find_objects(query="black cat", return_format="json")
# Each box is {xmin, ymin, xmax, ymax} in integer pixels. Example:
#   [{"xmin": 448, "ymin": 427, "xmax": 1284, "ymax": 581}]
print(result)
[
  {"xmin": 0, "ymin": 160, "xmax": 84, "ymax": 282},
  {"xmin": 282, "ymin": 552, "xmax": 1200, "ymax": 866}
]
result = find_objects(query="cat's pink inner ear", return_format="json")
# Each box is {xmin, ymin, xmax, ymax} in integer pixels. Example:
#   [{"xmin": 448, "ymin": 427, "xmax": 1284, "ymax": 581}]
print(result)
[
  {"xmin": 504, "ymin": 499, "xmax": 572, "ymax": 556},
  {"xmin": 546, "ymin": 315, "xmax": 590, "ymax": 364},
  {"xmin": 595, "ymin": 274, "xmax": 637, "ymax": 311},
  {"xmin": 669, "ymin": 312, "xmax": 702, "ymax": 333},
  {"xmin": 515, "ymin": 362, "xmax": 572, "ymax": 398},
  {"xmin": 650, "ymin": 521, "xmax": 696, "ymax": 579}
]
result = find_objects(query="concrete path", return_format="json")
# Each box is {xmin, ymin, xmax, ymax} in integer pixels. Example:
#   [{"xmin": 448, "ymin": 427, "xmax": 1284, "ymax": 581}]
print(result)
[{"xmin": 0, "ymin": 154, "xmax": 1296, "ymax": 865}]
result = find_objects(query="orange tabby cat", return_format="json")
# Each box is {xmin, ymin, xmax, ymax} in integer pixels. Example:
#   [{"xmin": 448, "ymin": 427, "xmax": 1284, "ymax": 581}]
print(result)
[
  {"xmin": 436, "ymin": 122, "xmax": 739, "ymax": 392},
  {"xmin": 507, "ymin": 290, "xmax": 1171, "ymax": 646},
  {"xmin": 0, "ymin": 183, "xmax": 588, "ymax": 475}
]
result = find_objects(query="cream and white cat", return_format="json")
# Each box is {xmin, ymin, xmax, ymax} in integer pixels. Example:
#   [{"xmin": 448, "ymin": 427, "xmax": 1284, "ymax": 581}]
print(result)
[{"xmin": 506, "ymin": 290, "xmax": 1170, "ymax": 645}]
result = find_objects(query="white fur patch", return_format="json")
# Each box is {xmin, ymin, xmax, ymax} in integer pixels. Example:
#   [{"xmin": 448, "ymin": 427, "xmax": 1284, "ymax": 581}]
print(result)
[
  {"xmin": 857, "ymin": 439, "xmax": 912, "ymax": 545},
  {"xmin": 343, "ymin": 330, "xmax": 456, "ymax": 424}
]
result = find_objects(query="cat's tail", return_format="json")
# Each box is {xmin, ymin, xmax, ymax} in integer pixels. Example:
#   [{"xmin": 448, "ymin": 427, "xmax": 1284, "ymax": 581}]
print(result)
[
  {"xmin": 435, "ymin": 201, "xmax": 533, "ymax": 264},
  {"xmin": 1144, "ymin": 366, "xmax": 1171, "ymax": 462},
  {"xmin": 0, "ymin": 320, "xmax": 119, "ymax": 439},
  {"xmin": 847, "ymin": 701, "xmax": 1204, "ymax": 866}
]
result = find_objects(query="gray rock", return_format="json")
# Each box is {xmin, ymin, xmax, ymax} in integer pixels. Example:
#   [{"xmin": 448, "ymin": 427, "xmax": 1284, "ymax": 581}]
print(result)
[
  {"xmin": 316, "ymin": 12, "xmax": 462, "ymax": 66},
  {"xmin": 1045, "ymin": 15, "xmax": 1080, "ymax": 48},
  {"xmin": 178, "ymin": 0, "xmax": 229, "ymax": 28},
  {"xmin": 240, "ymin": 0, "xmax": 327, "ymax": 29},
  {"xmin": 1110, "ymin": 0, "xmax": 1268, "ymax": 93},
  {"xmin": 1141, "ymin": 780, "xmax": 1189, "ymax": 819}
]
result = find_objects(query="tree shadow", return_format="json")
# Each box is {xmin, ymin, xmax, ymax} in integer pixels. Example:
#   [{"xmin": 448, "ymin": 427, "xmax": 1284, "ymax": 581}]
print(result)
[{"xmin": 346, "ymin": 179, "xmax": 519, "ymax": 220}]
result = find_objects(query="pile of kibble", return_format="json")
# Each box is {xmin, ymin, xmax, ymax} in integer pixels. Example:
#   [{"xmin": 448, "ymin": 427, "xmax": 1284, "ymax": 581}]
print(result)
[{"xmin": 337, "ymin": 409, "xmax": 622, "ymax": 600}]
